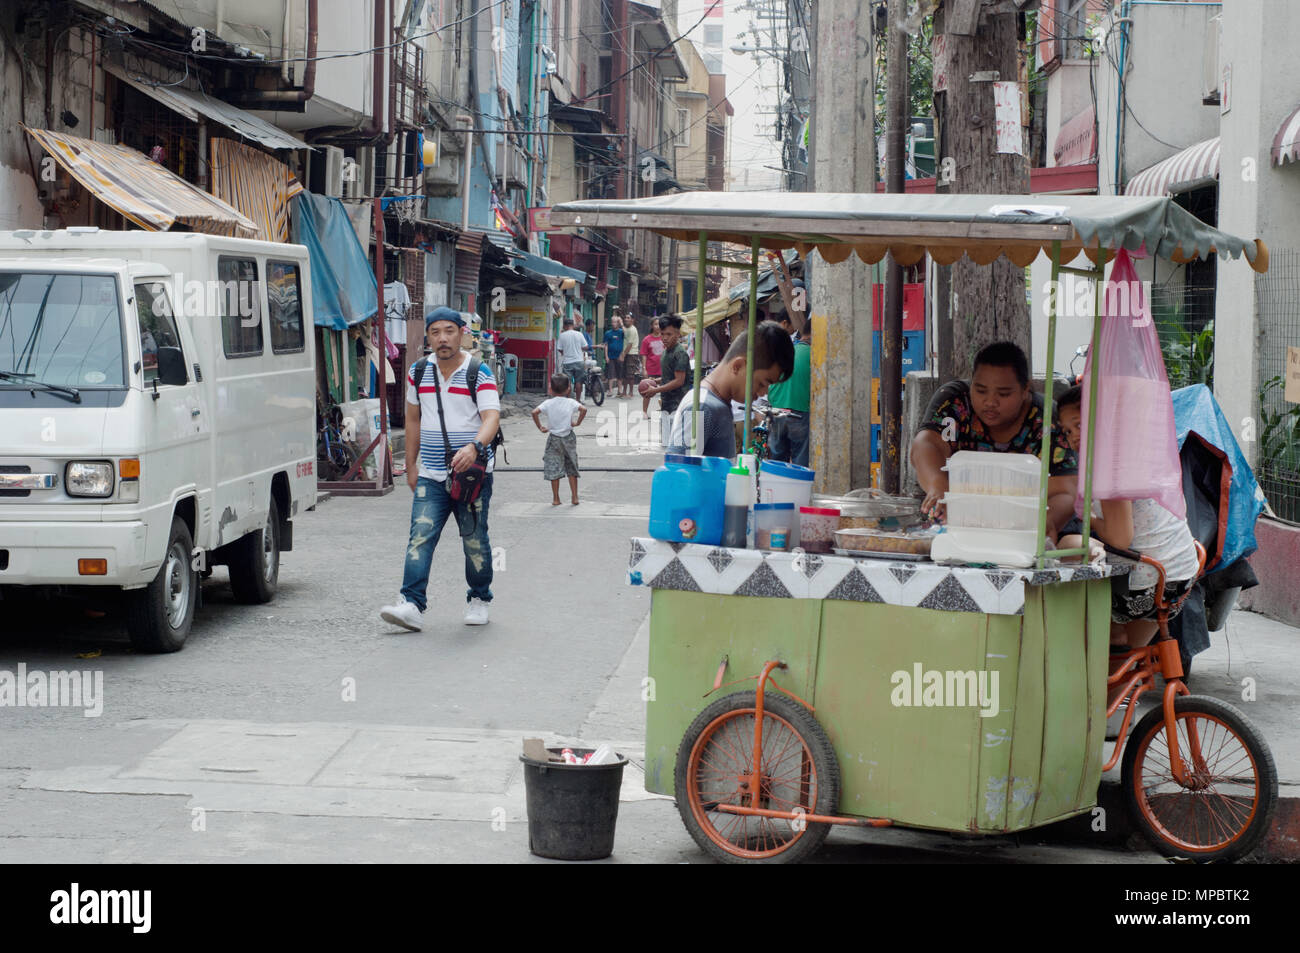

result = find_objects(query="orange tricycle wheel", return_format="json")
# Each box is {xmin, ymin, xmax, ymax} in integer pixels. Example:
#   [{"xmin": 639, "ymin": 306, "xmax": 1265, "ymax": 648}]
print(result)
[
  {"xmin": 674, "ymin": 690, "xmax": 840, "ymax": 864},
  {"xmin": 1121, "ymin": 695, "xmax": 1278, "ymax": 863}
]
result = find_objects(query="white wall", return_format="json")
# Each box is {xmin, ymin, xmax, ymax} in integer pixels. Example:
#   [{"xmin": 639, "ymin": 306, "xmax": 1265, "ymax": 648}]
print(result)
[
  {"xmin": 1095, "ymin": 2, "xmax": 1221, "ymax": 195},
  {"xmin": 1215, "ymin": 0, "xmax": 1300, "ymax": 463},
  {"xmin": 312, "ymin": 0, "xmax": 377, "ymax": 118}
]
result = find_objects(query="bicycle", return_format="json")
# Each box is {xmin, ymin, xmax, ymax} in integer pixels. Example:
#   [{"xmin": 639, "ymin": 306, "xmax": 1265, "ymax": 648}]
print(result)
[{"xmin": 316, "ymin": 398, "xmax": 358, "ymax": 481}]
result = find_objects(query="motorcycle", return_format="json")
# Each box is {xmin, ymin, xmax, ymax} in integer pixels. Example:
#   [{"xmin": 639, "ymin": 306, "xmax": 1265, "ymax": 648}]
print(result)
[{"xmin": 584, "ymin": 353, "xmax": 606, "ymax": 406}]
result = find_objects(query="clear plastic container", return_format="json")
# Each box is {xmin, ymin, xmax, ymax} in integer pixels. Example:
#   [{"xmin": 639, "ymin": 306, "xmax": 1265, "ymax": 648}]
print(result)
[
  {"xmin": 798, "ymin": 506, "xmax": 840, "ymax": 553},
  {"xmin": 942, "ymin": 492, "xmax": 1043, "ymax": 531},
  {"xmin": 943, "ymin": 451, "xmax": 1041, "ymax": 497},
  {"xmin": 754, "ymin": 502, "xmax": 795, "ymax": 551}
]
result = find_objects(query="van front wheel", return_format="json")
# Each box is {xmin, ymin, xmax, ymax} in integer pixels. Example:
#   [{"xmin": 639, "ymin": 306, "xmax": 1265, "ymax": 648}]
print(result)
[
  {"xmin": 126, "ymin": 517, "xmax": 196, "ymax": 653},
  {"xmin": 228, "ymin": 497, "xmax": 280, "ymax": 604}
]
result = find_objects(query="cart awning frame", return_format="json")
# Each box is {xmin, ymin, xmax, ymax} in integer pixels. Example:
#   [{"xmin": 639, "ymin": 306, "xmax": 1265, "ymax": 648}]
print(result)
[{"xmin": 550, "ymin": 191, "xmax": 1268, "ymax": 273}]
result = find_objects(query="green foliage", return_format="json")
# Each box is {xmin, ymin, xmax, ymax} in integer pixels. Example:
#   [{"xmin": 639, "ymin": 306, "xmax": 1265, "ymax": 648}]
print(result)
[
  {"xmin": 1258, "ymin": 375, "xmax": 1300, "ymax": 473},
  {"xmin": 874, "ymin": 16, "xmax": 935, "ymax": 140},
  {"xmin": 1158, "ymin": 318, "xmax": 1215, "ymax": 389}
]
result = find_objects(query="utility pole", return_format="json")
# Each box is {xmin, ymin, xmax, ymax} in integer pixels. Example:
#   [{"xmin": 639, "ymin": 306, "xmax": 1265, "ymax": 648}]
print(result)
[
  {"xmin": 931, "ymin": 0, "xmax": 1030, "ymax": 378},
  {"xmin": 808, "ymin": 0, "xmax": 875, "ymax": 494},
  {"xmin": 881, "ymin": 0, "xmax": 907, "ymax": 493}
]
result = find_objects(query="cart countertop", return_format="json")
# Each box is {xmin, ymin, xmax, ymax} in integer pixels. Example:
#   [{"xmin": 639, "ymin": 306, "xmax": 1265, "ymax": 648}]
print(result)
[{"xmin": 629, "ymin": 538, "xmax": 1126, "ymax": 616}]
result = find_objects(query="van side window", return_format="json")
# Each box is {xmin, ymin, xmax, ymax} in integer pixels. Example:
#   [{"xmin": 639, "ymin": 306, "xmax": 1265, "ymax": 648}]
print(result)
[
  {"xmin": 135, "ymin": 282, "xmax": 185, "ymax": 385},
  {"xmin": 218, "ymin": 256, "xmax": 263, "ymax": 358},
  {"xmin": 267, "ymin": 261, "xmax": 305, "ymax": 353}
]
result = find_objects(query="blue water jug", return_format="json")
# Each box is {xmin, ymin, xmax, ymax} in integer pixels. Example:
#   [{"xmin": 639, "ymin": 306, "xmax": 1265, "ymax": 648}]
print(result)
[{"xmin": 649, "ymin": 454, "xmax": 730, "ymax": 545}]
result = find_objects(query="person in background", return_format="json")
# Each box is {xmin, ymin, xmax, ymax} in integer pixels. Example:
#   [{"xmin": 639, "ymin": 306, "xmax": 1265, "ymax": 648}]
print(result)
[
  {"xmin": 1054, "ymin": 386, "xmax": 1200, "ymax": 651},
  {"xmin": 619, "ymin": 312, "xmax": 640, "ymax": 398},
  {"xmin": 555, "ymin": 316, "xmax": 589, "ymax": 403},
  {"xmin": 665, "ymin": 324, "xmax": 794, "ymax": 458},
  {"xmin": 765, "ymin": 316, "xmax": 812, "ymax": 467},
  {"xmin": 583, "ymin": 318, "xmax": 596, "ymax": 348},
  {"xmin": 603, "ymin": 317, "xmax": 625, "ymax": 396},
  {"xmin": 639, "ymin": 314, "xmax": 689, "ymax": 448},
  {"xmin": 639, "ymin": 319, "xmax": 665, "ymax": 414},
  {"xmin": 910, "ymin": 341, "xmax": 1077, "ymax": 538},
  {"xmin": 533, "ymin": 373, "xmax": 587, "ymax": 506}
]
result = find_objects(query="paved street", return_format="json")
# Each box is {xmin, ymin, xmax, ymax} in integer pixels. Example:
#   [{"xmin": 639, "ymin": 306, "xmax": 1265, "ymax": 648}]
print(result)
[{"xmin": 1, "ymin": 394, "xmax": 1289, "ymax": 863}]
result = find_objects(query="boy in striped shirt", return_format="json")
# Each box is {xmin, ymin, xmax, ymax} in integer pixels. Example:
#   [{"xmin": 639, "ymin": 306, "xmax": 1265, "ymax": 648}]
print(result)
[{"xmin": 380, "ymin": 308, "xmax": 501, "ymax": 631}]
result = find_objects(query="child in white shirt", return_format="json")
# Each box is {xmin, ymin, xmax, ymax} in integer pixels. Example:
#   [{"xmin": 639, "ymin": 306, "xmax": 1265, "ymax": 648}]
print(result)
[{"xmin": 532, "ymin": 373, "xmax": 588, "ymax": 505}]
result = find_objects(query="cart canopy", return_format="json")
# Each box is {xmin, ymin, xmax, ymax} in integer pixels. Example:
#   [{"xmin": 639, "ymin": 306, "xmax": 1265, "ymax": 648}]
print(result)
[{"xmin": 550, "ymin": 192, "xmax": 1268, "ymax": 272}]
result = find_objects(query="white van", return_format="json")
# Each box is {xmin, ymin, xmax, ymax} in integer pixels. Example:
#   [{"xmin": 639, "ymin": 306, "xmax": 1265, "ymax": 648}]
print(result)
[{"xmin": 0, "ymin": 229, "xmax": 317, "ymax": 651}]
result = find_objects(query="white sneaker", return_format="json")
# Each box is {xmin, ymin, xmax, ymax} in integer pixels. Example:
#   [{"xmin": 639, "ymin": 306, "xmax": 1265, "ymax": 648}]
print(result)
[
  {"xmin": 463, "ymin": 597, "xmax": 490, "ymax": 625},
  {"xmin": 380, "ymin": 597, "xmax": 424, "ymax": 632}
]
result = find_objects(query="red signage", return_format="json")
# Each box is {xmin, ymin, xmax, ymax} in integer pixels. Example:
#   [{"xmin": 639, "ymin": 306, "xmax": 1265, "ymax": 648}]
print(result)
[
  {"xmin": 528, "ymin": 207, "xmax": 552, "ymax": 232},
  {"xmin": 1053, "ymin": 107, "xmax": 1097, "ymax": 167}
]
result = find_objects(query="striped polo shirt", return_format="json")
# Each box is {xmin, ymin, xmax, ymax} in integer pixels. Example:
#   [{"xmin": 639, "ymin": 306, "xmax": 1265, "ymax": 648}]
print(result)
[{"xmin": 406, "ymin": 353, "xmax": 500, "ymax": 481}]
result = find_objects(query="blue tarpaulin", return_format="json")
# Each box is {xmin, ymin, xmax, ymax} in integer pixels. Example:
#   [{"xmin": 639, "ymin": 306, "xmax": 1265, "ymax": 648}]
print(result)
[
  {"xmin": 1172, "ymin": 384, "xmax": 1266, "ymax": 571},
  {"xmin": 292, "ymin": 192, "xmax": 377, "ymax": 329}
]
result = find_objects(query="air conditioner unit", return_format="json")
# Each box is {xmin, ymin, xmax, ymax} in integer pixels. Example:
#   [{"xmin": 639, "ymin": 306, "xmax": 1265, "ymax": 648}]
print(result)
[
  {"xmin": 341, "ymin": 158, "xmax": 362, "ymax": 199},
  {"xmin": 425, "ymin": 151, "xmax": 460, "ymax": 187},
  {"xmin": 1202, "ymin": 14, "xmax": 1222, "ymax": 105},
  {"xmin": 508, "ymin": 145, "xmax": 527, "ymax": 189},
  {"xmin": 323, "ymin": 145, "xmax": 345, "ymax": 197}
]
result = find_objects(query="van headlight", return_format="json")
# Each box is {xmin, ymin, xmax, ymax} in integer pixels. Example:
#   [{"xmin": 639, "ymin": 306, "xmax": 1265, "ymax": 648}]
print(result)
[{"xmin": 65, "ymin": 461, "xmax": 115, "ymax": 497}]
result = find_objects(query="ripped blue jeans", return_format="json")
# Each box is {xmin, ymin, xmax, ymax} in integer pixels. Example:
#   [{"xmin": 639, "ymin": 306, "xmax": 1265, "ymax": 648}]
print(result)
[{"xmin": 400, "ymin": 474, "xmax": 493, "ymax": 611}]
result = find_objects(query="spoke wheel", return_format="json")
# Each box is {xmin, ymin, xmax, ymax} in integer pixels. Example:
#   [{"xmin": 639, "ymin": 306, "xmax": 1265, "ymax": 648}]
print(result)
[
  {"xmin": 1121, "ymin": 695, "xmax": 1277, "ymax": 863},
  {"xmin": 590, "ymin": 373, "xmax": 605, "ymax": 406},
  {"xmin": 675, "ymin": 690, "xmax": 839, "ymax": 864}
]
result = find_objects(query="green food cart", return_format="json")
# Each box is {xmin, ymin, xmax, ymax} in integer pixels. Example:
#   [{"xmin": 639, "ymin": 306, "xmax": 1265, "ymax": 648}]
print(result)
[{"xmin": 551, "ymin": 193, "xmax": 1278, "ymax": 864}]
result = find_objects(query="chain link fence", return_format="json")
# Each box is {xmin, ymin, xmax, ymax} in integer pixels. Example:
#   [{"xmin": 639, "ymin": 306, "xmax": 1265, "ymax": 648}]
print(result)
[
  {"xmin": 1255, "ymin": 248, "xmax": 1300, "ymax": 524},
  {"xmin": 1151, "ymin": 283, "xmax": 1216, "ymax": 390}
]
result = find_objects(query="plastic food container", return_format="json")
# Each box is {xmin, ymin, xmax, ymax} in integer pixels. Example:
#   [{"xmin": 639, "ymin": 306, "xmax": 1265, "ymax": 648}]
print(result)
[
  {"xmin": 758, "ymin": 460, "xmax": 815, "ymax": 512},
  {"xmin": 814, "ymin": 490, "xmax": 923, "ymax": 530},
  {"xmin": 943, "ymin": 451, "xmax": 1041, "ymax": 497},
  {"xmin": 942, "ymin": 492, "xmax": 1043, "ymax": 531},
  {"xmin": 754, "ymin": 502, "xmax": 796, "ymax": 551},
  {"xmin": 798, "ymin": 506, "xmax": 840, "ymax": 553},
  {"xmin": 833, "ymin": 527, "xmax": 935, "ymax": 558}
]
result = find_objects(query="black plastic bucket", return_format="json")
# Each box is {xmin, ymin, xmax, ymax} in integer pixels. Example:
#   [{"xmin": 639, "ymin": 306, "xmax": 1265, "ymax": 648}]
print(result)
[{"xmin": 520, "ymin": 747, "xmax": 628, "ymax": 860}]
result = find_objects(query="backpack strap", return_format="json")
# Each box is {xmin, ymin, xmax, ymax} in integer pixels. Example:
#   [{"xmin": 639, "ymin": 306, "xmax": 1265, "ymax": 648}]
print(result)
[{"xmin": 466, "ymin": 356, "xmax": 481, "ymax": 406}]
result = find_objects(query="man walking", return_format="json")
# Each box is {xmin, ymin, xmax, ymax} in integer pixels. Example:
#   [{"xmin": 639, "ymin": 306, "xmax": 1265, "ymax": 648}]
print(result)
[
  {"xmin": 619, "ymin": 312, "xmax": 640, "ymax": 398},
  {"xmin": 556, "ymin": 316, "xmax": 589, "ymax": 402},
  {"xmin": 380, "ymin": 308, "xmax": 501, "ymax": 631},
  {"xmin": 639, "ymin": 314, "xmax": 689, "ymax": 448},
  {"xmin": 603, "ymin": 316, "xmax": 625, "ymax": 395}
]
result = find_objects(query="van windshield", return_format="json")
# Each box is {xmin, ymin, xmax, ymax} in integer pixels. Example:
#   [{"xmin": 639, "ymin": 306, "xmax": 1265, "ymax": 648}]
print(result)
[{"xmin": 0, "ymin": 272, "xmax": 125, "ymax": 388}]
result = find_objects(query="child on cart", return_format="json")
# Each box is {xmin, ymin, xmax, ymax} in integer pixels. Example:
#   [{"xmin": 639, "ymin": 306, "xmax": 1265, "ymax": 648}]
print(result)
[{"xmin": 1055, "ymin": 385, "xmax": 1200, "ymax": 650}]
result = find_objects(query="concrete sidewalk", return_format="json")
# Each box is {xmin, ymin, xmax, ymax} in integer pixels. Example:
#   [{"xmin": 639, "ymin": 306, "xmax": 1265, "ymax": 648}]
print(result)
[{"xmin": 1173, "ymin": 607, "xmax": 1300, "ymax": 862}]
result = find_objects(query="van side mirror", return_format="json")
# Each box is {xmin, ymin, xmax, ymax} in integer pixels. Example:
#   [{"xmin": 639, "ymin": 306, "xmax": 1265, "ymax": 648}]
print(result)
[{"xmin": 157, "ymin": 347, "xmax": 188, "ymax": 386}]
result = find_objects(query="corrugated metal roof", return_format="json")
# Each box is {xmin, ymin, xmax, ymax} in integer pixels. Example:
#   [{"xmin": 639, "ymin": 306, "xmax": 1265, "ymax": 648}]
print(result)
[{"xmin": 103, "ymin": 62, "xmax": 311, "ymax": 152}]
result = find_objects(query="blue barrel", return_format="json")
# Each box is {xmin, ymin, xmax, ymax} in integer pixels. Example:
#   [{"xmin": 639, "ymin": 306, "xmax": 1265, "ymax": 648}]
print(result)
[
  {"xmin": 503, "ymin": 353, "xmax": 519, "ymax": 394},
  {"xmin": 649, "ymin": 454, "xmax": 730, "ymax": 545}
]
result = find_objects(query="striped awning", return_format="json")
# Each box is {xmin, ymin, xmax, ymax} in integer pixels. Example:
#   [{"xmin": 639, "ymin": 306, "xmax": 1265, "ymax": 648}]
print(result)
[
  {"xmin": 24, "ymin": 126, "xmax": 258, "ymax": 237},
  {"xmin": 208, "ymin": 137, "xmax": 304, "ymax": 242},
  {"xmin": 1272, "ymin": 104, "xmax": 1300, "ymax": 166},
  {"xmin": 1125, "ymin": 138, "xmax": 1221, "ymax": 197}
]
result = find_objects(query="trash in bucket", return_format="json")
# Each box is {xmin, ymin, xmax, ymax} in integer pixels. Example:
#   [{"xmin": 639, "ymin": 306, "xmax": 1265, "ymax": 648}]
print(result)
[{"xmin": 520, "ymin": 743, "xmax": 628, "ymax": 861}]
